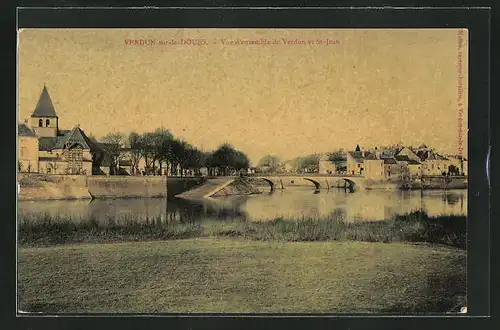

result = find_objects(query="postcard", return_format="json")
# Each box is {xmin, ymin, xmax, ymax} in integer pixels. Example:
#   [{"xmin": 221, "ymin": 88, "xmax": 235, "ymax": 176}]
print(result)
[{"xmin": 17, "ymin": 28, "xmax": 468, "ymax": 314}]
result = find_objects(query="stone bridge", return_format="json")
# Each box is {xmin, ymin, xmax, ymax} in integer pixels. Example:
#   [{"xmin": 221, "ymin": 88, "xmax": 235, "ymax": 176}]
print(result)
[{"xmin": 248, "ymin": 175, "xmax": 365, "ymax": 192}]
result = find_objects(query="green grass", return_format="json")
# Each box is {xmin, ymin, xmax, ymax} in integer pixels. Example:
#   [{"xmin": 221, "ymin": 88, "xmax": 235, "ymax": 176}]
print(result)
[
  {"xmin": 17, "ymin": 238, "xmax": 466, "ymax": 313},
  {"xmin": 18, "ymin": 211, "xmax": 466, "ymax": 249}
]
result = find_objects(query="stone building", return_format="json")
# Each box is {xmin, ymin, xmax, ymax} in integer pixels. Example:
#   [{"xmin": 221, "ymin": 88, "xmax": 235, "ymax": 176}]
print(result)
[
  {"xmin": 18, "ymin": 122, "xmax": 39, "ymax": 173},
  {"xmin": 346, "ymin": 145, "xmax": 372, "ymax": 176},
  {"xmin": 318, "ymin": 158, "xmax": 335, "ymax": 175},
  {"xmin": 17, "ymin": 85, "xmax": 104, "ymax": 175}
]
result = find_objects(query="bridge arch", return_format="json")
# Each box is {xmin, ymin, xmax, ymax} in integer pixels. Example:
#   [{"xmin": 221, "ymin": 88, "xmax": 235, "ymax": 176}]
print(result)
[
  {"xmin": 256, "ymin": 177, "xmax": 276, "ymax": 192},
  {"xmin": 340, "ymin": 178, "xmax": 356, "ymax": 191},
  {"xmin": 329, "ymin": 178, "xmax": 357, "ymax": 191},
  {"xmin": 303, "ymin": 178, "xmax": 321, "ymax": 190}
]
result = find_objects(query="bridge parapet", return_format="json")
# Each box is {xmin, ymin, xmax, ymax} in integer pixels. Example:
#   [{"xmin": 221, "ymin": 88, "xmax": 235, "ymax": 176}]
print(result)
[{"xmin": 248, "ymin": 175, "xmax": 365, "ymax": 191}]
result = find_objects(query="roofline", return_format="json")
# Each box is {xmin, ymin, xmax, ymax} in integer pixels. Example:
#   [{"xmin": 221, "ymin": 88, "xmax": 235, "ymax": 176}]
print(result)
[{"xmin": 31, "ymin": 115, "xmax": 59, "ymax": 118}]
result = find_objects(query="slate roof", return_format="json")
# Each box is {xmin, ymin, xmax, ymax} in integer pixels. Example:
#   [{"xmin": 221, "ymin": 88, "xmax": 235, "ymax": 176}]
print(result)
[
  {"xmin": 38, "ymin": 137, "xmax": 60, "ymax": 151},
  {"xmin": 383, "ymin": 158, "xmax": 398, "ymax": 164},
  {"xmin": 53, "ymin": 126, "xmax": 98, "ymax": 150},
  {"xmin": 416, "ymin": 150, "xmax": 448, "ymax": 161},
  {"xmin": 394, "ymin": 155, "xmax": 411, "ymax": 162},
  {"xmin": 348, "ymin": 151, "xmax": 375, "ymax": 162},
  {"xmin": 347, "ymin": 151, "xmax": 364, "ymax": 163},
  {"xmin": 408, "ymin": 159, "xmax": 422, "ymax": 165},
  {"xmin": 38, "ymin": 126, "xmax": 102, "ymax": 153},
  {"xmin": 58, "ymin": 129, "xmax": 71, "ymax": 136},
  {"xmin": 31, "ymin": 86, "xmax": 58, "ymax": 118},
  {"xmin": 364, "ymin": 153, "xmax": 379, "ymax": 160},
  {"xmin": 18, "ymin": 123, "xmax": 36, "ymax": 137}
]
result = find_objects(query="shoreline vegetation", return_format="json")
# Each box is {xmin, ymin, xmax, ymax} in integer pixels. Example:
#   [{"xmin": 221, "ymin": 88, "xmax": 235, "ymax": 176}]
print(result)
[{"xmin": 18, "ymin": 211, "xmax": 466, "ymax": 249}]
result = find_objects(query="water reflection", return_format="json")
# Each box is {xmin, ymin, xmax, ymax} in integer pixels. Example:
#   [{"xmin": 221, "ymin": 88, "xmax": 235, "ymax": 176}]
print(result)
[{"xmin": 18, "ymin": 187, "xmax": 467, "ymax": 223}]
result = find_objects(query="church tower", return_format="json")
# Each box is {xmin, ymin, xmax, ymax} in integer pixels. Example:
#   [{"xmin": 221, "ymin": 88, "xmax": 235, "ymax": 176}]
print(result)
[{"xmin": 29, "ymin": 85, "xmax": 59, "ymax": 137}]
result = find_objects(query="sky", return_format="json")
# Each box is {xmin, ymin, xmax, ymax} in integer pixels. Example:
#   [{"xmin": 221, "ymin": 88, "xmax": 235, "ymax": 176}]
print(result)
[{"xmin": 18, "ymin": 28, "xmax": 468, "ymax": 165}]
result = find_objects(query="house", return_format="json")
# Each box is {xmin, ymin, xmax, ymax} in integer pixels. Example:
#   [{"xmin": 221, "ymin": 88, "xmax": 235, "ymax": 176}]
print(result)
[
  {"xmin": 407, "ymin": 159, "xmax": 423, "ymax": 176},
  {"xmin": 446, "ymin": 155, "xmax": 468, "ymax": 176},
  {"xmin": 17, "ymin": 85, "xmax": 104, "ymax": 175},
  {"xmin": 319, "ymin": 153, "xmax": 347, "ymax": 175},
  {"xmin": 319, "ymin": 156, "xmax": 335, "ymax": 175},
  {"xmin": 363, "ymin": 152, "xmax": 384, "ymax": 180},
  {"xmin": 18, "ymin": 122, "xmax": 39, "ymax": 173},
  {"xmin": 38, "ymin": 126, "xmax": 97, "ymax": 175},
  {"xmin": 394, "ymin": 148, "xmax": 423, "ymax": 176},
  {"xmin": 415, "ymin": 150, "xmax": 447, "ymax": 175},
  {"xmin": 380, "ymin": 156, "xmax": 401, "ymax": 180},
  {"xmin": 346, "ymin": 145, "xmax": 374, "ymax": 175},
  {"xmin": 395, "ymin": 146, "xmax": 421, "ymax": 162}
]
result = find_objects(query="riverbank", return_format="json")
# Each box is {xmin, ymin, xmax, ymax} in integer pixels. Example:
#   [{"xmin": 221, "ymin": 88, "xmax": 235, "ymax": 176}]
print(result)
[
  {"xmin": 18, "ymin": 237, "xmax": 466, "ymax": 313},
  {"xmin": 18, "ymin": 174, "xmax": 468, "ymax": 201},
  {"xmin": 18, "ymin": 211, "xmax": 466, "ymax": 249},
  {"xmin": 18, "ymin": 174, "xmax": 168, "ymax": 201}
]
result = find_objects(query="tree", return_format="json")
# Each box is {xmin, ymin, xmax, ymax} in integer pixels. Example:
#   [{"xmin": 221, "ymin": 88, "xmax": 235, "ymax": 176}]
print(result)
[
  {"xmin": 205, "ymin": 151, "xmax": 216, "ymax": 176},
  {"xmin": 140, "ymin": 132, "xmax": 156, "ymax": 175},
  {"xmin": 127, "ymin": 132, "xmax": 143, "ymax": 175},
  {"xmin": 209, "ymin": 143, "xmax": 250, "ymax": 176},
  {"xmin": 211, "ymin": 143, "xmax": 234, "ymax": 176},
  {"xmin": 102, "ymin": 132, "xmax": 125, "ymax": 175},
  {"xmin": 257, "ymin": 155, "xmax": 280, "ymax": 173},
  {"xmin": 448, "ymin": 164, "xmax": 460, "ymax": 176},
  {"xmin": 170, "ymin": 138, "xmax": 186, "ymax": 176},
  {"xmin": 152, "ymin": 128, "xmax": 174, "ymax": 175},
  {"xmin": 326, "ymin": 149, "xmax": 346, "ymax": 172},
  {"xmin": 293, "ymin": 154, "xmax": 320, "ymax": 173},
  {"xmin": 233, "ymin": 151, "xmax": 250, "ymax": 171}
]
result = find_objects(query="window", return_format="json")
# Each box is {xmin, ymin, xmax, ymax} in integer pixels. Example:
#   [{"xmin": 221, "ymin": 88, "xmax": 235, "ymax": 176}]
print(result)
[
  {"xmin": 357, "ymin": 164, "xmax": 360, "ymax": 168},
  {"xmin": 46, "ymin": 119, "xmax": 50, "ymax": 127},
  {"xmin": 38, "ymin": 119, "xmax": 43, "ymax": 127}
]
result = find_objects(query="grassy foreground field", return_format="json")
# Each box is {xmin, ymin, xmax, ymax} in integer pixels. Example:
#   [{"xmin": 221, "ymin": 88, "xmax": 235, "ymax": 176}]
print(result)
[{"xmin": 18, "ymin": 237, "xmax": 466, "ymax": 314}]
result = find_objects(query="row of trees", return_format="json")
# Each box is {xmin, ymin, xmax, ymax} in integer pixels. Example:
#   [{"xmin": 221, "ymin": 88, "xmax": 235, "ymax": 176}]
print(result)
[
  {"xmin": 256, "ymin": 154, "xmax": 321, "ymax": 174},
  {"xmin": 96, "ymin": 129, "xmax": 250, "ymax": 176}
]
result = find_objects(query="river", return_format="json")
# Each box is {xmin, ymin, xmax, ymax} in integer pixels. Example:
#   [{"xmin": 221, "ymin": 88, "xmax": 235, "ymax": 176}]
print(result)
[{"xmin": 18, "ymin": 187, "xmax": 467, "ymax": 223}]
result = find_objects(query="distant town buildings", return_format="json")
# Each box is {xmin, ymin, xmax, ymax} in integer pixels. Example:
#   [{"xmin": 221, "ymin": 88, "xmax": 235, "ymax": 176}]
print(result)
[
  {"xmin": 18, "ymin": 86, "xmax": 468, "ymax": 179},
  {"xmin": 319, "ymin": 144, "xmax": 467, "ymax": 179}
]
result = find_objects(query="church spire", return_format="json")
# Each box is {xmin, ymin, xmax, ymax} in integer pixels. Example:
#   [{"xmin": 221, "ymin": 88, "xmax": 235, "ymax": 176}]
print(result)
[{"xmin": 31, "ymin": 85, "xmax": 58, "ymax": 118}]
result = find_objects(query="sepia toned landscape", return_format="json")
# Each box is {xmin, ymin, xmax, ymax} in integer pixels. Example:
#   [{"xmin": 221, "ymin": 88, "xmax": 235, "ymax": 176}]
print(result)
[{"xmin": 17, "ymin": 28, "xmax": 468, "ymax": 314}]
